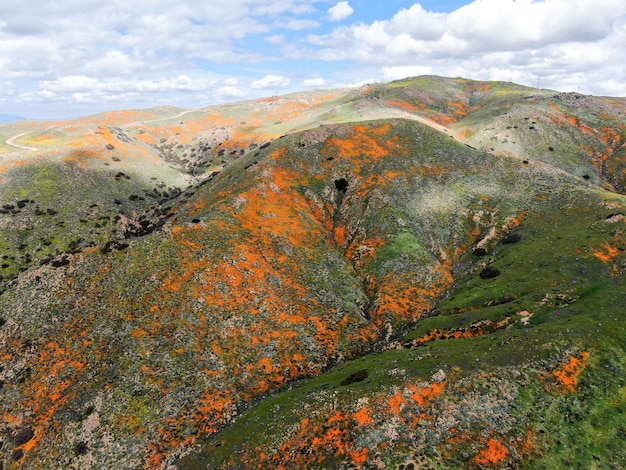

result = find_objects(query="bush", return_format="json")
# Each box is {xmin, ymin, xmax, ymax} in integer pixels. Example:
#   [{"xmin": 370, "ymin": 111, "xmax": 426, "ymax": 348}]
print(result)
[
  {"xmin": 479, "ymin": 266, "xmax": 501, "ymax": 279},
  {"xmin": 14, "ymin": 426, "xmax": 34, "ymax": 446},
  {"xmin": 334, "ymin": 178, "xmax": 349, "ymax": 193},
  {"xmin": 472, "ymin": 247, "xmax": 487, "ymax": 257},
  {"xmin": 341, "ymin": 369, "xmax": 368, "ymax": 386},
  {"xmin": 502, "ymin": 232, "xmax": 522, "ymax": 244},
  {"xmin": 73, "ymin": 441, "xmax": 88, "ymax": 456}
]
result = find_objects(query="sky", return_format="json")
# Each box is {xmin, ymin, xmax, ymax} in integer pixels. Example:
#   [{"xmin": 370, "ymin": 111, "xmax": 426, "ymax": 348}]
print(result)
[{"xmin": 0, "ymin": 0, "xmax": 625, "ymax": 119}]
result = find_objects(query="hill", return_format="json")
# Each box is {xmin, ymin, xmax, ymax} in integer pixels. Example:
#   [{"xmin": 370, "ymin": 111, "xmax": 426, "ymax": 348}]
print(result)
[
  {"xmin": 0, "ymin": 76, "xmax": 625, "ymax": 469},
  {"xmin": 0, "ymin": 114, "xmax": 28, "ymax": 124}
]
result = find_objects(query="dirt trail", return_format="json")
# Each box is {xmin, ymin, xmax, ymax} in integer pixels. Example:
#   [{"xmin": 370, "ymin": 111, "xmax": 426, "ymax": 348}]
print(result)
[
  {"xmin": 389, "ymin": 108, "xmax": 463, "ymax": 141},
  {"xmin": 5, "ymin": 132, "xmax": 38, "ymax": 151}
]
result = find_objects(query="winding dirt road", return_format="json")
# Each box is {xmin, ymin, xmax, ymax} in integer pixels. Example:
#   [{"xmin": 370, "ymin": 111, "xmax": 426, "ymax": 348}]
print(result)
[{"xmin": 5, "ymin": 132, "xmax": 38, "ymax": 151}]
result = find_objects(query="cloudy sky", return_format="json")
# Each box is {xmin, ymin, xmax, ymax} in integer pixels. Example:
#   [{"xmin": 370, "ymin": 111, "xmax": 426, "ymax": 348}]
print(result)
[{"xmin": 1, "ymin": 0, "xmax": 625, "ymax": 119}]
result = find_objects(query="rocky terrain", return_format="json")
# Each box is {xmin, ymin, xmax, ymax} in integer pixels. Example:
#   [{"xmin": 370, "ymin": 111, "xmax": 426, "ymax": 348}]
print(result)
[{"xmin": 0, "ymin": 76, "xmax": 625, "ymax": 469}]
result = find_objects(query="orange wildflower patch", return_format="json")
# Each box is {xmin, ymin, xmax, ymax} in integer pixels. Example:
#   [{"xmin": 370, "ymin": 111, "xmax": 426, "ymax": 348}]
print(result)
[
  {"xmin": 373, "ymin": 265, "xmax": 454, "ymax": 326},
  {"xmin": 146, "ymin": 388, "xmax": 237, "ymax": 468},
  {"xmin": 229, "ymin": 166, "xmax": 321, "ymax": 248},
  {"xmin": 545, "ymin": 352, "xmax": 591, "ymax": 393},
  {"xmin": 333, "ymin": 225, "xmax": 349, "ymax": 248},
  {"xmin": 387, "ymin": 391, "xmax": 405, "ymax": 414},
  {"xmin": 386, "ymin": 99, "xmax": 422, "ymax": 114},
  {"xmin": 240, "ymin": 375, "xmax": 449, "ymax": 469},
  {"xmin": 374, "ymin": 280, "xmax": 436, "ymax": 325},
  {"xmin": 593, "ymin": 243, "xmax": 621, "ymax": 263},
  {"xmin": 446, "ymin": 100, "xmax": 468, "ymax": 118},
  {"xmin": 431, "ymin": 114, "xmax": 456, "ymax": 126},
  {"xmin": 15, "ymin": 339, "xmax": 88, "ymax": 456},
  {"xmin": 407, "ymin": 381, "xmax": 446, "ymax": 407},
  {"xmin": 473, "ymin": 438, "xmax": 510, "ymax": 467},
  {"xmin": 353, "ymin": 406, "xmax": 373, "ymax": 426},
  {"xmin": 323, "ymin": 124, "xmax": 402, "ymax": 165}
]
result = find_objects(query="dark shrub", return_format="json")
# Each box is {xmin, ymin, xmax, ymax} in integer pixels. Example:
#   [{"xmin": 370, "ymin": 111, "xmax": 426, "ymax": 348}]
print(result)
[
  {"xmin": 341, "ymin": 369, "xmax": 368, "ymax": 386},
  {"xmin": 73, "ymin": 441, "xmax": 88, "ymax": 456},
  {"xmin": 51, "ymin": 256, "xmax": 70, "ymax": 268},
  {"xmin": 14, "ymin": 426, "xmax": 34, "ymax": 446},
  {"xmin": 334, "ymin": 178, "xmax": 349, "ymax": 193},
  {"xmin": 472, "ymin": 247, "xmax": 487, "ymax": 257},
  {"xmin": 502, "ymin": 232, "xmax": 522, "ymax": 244},
  {"xmin": 479, "ymin": 266, "xmax": 501, "ymax": 279}
]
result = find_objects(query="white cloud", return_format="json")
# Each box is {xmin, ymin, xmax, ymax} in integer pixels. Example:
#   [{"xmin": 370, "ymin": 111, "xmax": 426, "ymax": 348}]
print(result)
[
  {"xmin": 281, "ymin": 19, "xmax": 321, "ymax": 31},
  {"xmin": 251, "ymin": 74, "xmax": 291, "ymax": 89},
  {"xmin": 42, "ymin": 75, "xmax": 219, "ymax": 94},
  {"xmin": 328, "ymin": 2, "xmax": 354, "ymax": 22},
  {"xmin": 217, "ymin": 85, "xmax": 244, "ymax": 97},
  {"xmin": 0, "ymin": 0, "xmax": 625, "ymax": 118},
  {"xmin": 266, "ymin": 34, "xmax": 286, "ymax": 45},
  {"xmin": 382, "ymin": 66, "xmax": 433, "ymax": 82},
  {"xmin": 303, "ymin": 77, "xmax": 326, "ymax": 87},
  {"xmin": 72, "ymin": 93, "xmax": 95, "ymax": 103},
  {"xmin": 309, "ymin": 0, "xmax": 626, "ymax": 95},
  {"xmin": 387, "ymin": 4, "xmax": 444, "ymax": 40}
]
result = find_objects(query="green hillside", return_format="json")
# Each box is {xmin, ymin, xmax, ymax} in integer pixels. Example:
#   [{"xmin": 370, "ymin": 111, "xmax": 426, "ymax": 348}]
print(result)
[{"xmin": 0, "ymin": 76, "xmax": 624, "ymax": 469}]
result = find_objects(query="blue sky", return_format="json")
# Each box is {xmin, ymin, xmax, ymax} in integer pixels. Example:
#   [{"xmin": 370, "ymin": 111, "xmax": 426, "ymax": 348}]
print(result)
[{"xmin": 0, "ymin": 0, "xmax": 625, "ymax": 119}]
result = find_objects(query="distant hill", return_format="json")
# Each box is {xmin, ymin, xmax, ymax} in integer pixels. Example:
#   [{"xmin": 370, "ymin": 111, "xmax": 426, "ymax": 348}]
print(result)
[
  {"xmin": 0, "ymin": 76, "xmax": 625, "ymax": 469},
  {"xmin": 0, "ymin": 113, "xmax": 28, "ymax": 123}
]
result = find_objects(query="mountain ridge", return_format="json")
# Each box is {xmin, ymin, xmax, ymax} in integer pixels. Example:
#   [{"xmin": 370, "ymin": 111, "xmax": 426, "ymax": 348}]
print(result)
[{"xmin": 0, "ymin": 76, "xmax": 625, "ymax": 469}]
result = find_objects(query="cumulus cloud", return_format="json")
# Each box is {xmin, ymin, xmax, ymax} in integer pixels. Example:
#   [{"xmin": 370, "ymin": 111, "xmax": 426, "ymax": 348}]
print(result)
[
  {"xmin": 303, "ymin": 77, "xmax": 327, "ymax": 87},
  {"xmin": 1, "ymin": 0, "xmax": 625, "ymax": 118},
  {"xmin": 217, "ymin": 85, "xmax": 244, "ymax": 98},
  {"xmin": 328, "ymin": 2, "xmax": 354, "ymax": 22},
  {"xmin": 313, "ymin": 0, "xmax": 626, "ymax": 61},
  {"xmin": 0, "ymin": 0, "xmax": 330, "ymax": 116},
  {"xmin": 251, "ymin": 74, "xmax": 291, "ymax": 89},
  {"xmin": 42, "ymin": 75, "xmax": 216, "ymax": 94},
  {"xmin": 309, "ymin": 0, "xmax": 626, "ymax": 95},
  {"xmin": 281, "ymin": 19, "xmax": 321, "ymax": 30}
]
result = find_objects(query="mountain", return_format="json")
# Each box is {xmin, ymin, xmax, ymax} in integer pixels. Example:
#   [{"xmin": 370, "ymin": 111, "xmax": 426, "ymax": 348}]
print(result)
[
  {"xmin": 0, "ymin": 114, "xmax": 28, "ymax": 124},
  {"xmin": 0, "ymin": 76, "xmax": 625, "ymax": 469}
]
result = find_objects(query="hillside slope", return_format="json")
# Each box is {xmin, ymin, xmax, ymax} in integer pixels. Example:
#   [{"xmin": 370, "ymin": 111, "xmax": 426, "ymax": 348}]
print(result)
[{"xmin": 0, "ymin": 77, "xmax": 625, "ymax": 469}]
